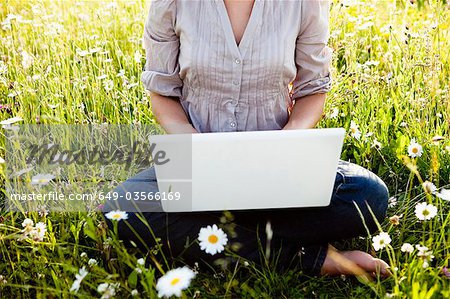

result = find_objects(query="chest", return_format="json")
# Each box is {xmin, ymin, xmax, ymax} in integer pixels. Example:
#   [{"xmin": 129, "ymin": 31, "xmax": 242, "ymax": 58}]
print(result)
[
  {"xmin": 175, "ymin": 1, "xmax": 303, "ymax": 82},
  {"xmin": 222, "ymin": 0, "xmax": 255, "ymax": 46}
]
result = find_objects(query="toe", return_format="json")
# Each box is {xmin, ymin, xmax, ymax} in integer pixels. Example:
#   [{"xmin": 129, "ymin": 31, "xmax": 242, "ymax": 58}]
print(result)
[{"xmin": 342, "ymin": 251, "xmax": 392, "ymax": 278}]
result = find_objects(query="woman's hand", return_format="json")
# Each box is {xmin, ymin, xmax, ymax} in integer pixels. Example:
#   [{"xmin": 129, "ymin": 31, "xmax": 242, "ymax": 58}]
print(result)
[
  {"xmin": 149, "ymin": 91, "xmax": 199, "ymax": 134},
  {"xmin": 283, "ymin": 93, "xmax": 326, "ymax": 130}
]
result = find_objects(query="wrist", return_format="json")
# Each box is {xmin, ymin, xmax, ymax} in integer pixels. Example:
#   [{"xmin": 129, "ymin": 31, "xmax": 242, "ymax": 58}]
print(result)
[
  {"xmin": 283, "ymin": 120, "xmax": 304, "ymax": 130},
  {"xmin": 163, "ymin": 123, "xmax": 198, "ymax": 134}
]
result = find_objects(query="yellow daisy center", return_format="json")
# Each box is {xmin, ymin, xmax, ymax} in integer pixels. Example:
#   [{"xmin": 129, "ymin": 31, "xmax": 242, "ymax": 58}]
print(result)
[
  {"xmin": 412, "ymin": 147, "xmax": 418, "ymax": 154},
  {"xmin": 208, "ymin": 234, "xmax": 218, "ymax": 244},
  {"xmin": 351, "ymin": 128, "xmax": 356, "ymax": 133},
  {"xmin": 112, "ymin": 213, "xmax": 122, "ymax": 219},
  {"xmin": 422, "ymin": 210, "xmax": 429, "ymax": 216},
  {"xmin": 170, "ymin": 277, "xmax": 180, "ymax": 286}
]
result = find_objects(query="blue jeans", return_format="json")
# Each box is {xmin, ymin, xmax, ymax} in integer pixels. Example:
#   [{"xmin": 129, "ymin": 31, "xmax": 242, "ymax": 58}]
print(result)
[{"xmin": 102, "ymin": 159, "xmax": 389, "ymax": 276}]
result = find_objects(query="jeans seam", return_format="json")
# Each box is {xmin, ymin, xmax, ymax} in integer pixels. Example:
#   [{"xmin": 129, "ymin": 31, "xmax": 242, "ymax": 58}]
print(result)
[{"xmin": 334, "ymin": 169, "xmax": 346, "ymax": 195}]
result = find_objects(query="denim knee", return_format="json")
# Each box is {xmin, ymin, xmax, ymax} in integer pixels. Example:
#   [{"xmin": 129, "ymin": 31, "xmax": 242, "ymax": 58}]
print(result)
[{"xmin": 354, "ymin": 174, "xmax": 389, "ymax": 231}]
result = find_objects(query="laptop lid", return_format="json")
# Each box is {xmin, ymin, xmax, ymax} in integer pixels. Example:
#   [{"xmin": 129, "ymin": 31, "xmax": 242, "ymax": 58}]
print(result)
[{"xmin": 150, "ymin": 128, "xmax": 345, "ymax": 212}]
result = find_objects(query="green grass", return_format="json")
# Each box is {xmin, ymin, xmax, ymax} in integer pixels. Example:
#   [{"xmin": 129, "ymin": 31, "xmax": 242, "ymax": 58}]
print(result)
[{"xmin": 1, "ymin": 0, "xmax": 450, "ymax": 298}]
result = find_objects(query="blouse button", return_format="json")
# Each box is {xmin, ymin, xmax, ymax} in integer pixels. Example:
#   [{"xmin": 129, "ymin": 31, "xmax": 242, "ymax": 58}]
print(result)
[
  {"xmin": 235, "ymin": 58, "xmax": 241, "ymax": 64},
  {"xmin": 232, "ymin": 80, "xmax": 240, "ymax": 85},
  {"xmin": 230, "ymin": 121, "xmax": 236, "ymax": 127}
]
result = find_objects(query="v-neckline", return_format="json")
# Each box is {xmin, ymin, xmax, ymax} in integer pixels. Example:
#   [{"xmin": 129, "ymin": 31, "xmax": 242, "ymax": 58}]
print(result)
[{"xmin": 215, "ymin": 0, "xmax": 263, "ymax": 59}]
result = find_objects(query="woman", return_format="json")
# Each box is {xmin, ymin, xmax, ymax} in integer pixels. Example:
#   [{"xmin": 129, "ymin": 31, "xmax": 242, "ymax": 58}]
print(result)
[{"xmin": 103, "ymin": 0, "xmax": 391, "ymax": 277}]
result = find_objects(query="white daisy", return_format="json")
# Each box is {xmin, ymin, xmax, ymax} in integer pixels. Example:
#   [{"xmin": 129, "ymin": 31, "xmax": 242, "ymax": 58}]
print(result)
[
  {"xmin": 126, "ymin": 82, "xmax": 139, "ymax": 89},
  {"xmin": 134, "ymin": 50, "xmax": 142, "ymax": 63},
  {"xmin": 97, "ymin": 283, "xmax": 109, "ymax": 293},
  {"xmin": 198, "ymin": 224, "xmax": 228, "ymax": 255},
  {"xmin": 35, "ymin": 222, "xmax": 46, "ymax": 236},
  {"xmin": 436, "ymin": 189, "xmax": 450, "ymax": 201},
  {"xmin": 0, "ymin": 157, "xmax": 4, "ymax": 164},
  {"xmin": 100, "ymin": 284, "xmax": 117, "ymax": 299},
  {"xmin": 156, "ymin": 267, "xmax": 196, "ymax": 298},
  {"xmin": 131, "ymin": 289, "xmax": 139, "ymax": 296},
  {"xmin": 7, "ymin": 90, "xmax": 20, "ymax": 98},
  {"xmin": 327, "ymin": 107, "xmax": 339, "ymax": 119},
  {"xmin": 77, "ymin": 267, "xmax": 89, "ymax": 280},
  {"xmin": 2, "ymin": 124, "xmax": 20, "ymax": 131},
  {"xmin": 415, "ymin": 244, "xmax": 429, "ymax": 254},
  {"xmin": 31, "ymin": 173, "xmax": 55, "ymax": 186},
  {"xmin": 31, "ymin": 222, "xmax": 47, "ymax": 241},
  {"xmin": 70, "ymin": 279, "xmax": 81, "ymax": 293},
  {"xmin": 48, "ymin": 103, "xmax": 59, "ymax": 109},
  {"xmin": 372, "ymin": 232, "xmax": 391, "ymax": 251},
  {"xmin": 400, "ymin": 243, "xmax": 414, "ymax": 253},
  {"xmin": 88, "ymin": 258, "xmax": 97, "ymax": 266},
  {"xmin": 0, "ymin": 60, "xmax": 7, "ymax": 75},
  {"xmin": 21, "ymin": 50, "xmax": 34, "ymax": 69},
  {"xmin": 76, "ymin": 49, "xmax": 90, "ymax": 57},
  {"xmin": 22, "ymin": 218, "xmax": 34, "ymax": 229},
  {"xmin": 105, "ymin": 210, "xmax": 128, "ymax": 221},
  {"xmin": 13, "ymin": 167, "xmax": 33, "ymax": 178},
  {"xmin": 415, "ymin": 244, "xmax": 434, "ymax": 268},
  {"xmin": 407, "ymin": 138, "xmax": 423, "ymax": 158},
  {"xmin": 388, "ymin": 197, "xmax": 397, "ymax": 208},
  {"xmin": 349, "ymin": 121, "xmax": 361, "ymax": 140},
  {"xmin": 137, "ymin": 258, "xmax": 145, "ymax": 266},
  {"xmin": 422, "ymin": 181, "xmax": 437, "ymax": 194},
  {"xmin": 89, "ymin": 47, "xmax": 102, "ymax": 54},
  {"xmin": 31, "ymin": 74, "xmax": 41, "ymax": 81},
  {"xmin": 22, "ymin": 218, "xmax": 34, "ymax": 235},
  {"xmin": 70, "ymin": 267, "xmax": 88, "ymax": 293},
  {"xmin": 116, "ymin": 69, "xmax": 125, "ymax": 77},
  {"xmin": 372, "ymin": 138, "xmax": 382, "ymax": 149},
  {"xmin": 0, "ymin": 116, "xmax": 23, "ymax": 125},
  {"xmin": 103, "ymin": 79, "xmax": 114, "ymax": 92},
  {"xmin": 414, "ymin": 202, "xmax": 438, "ymax": 221}
]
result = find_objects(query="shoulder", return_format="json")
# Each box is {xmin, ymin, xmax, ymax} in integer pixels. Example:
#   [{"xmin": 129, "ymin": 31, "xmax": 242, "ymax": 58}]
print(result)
[
  {"xmin": 300, "ymin": 0, "xmax": 331, "ymax": 14},
  {"xmin": 299, "ymin": 0, "xmax": 330, "ymax": 30},
  {"xmin": 150, "ymin": 0, "xmax": 177, "ymax": 7},
  {"xmin": 147, "ymin": 0, "xmax": 178, "ymax": 24},
  {"xmin": 145, "ymin": 0, "xmax": 179, "ymax": 38},
  {"xmin": 148, "ymin": 0, "xmax": 178, "ymax": 19}
]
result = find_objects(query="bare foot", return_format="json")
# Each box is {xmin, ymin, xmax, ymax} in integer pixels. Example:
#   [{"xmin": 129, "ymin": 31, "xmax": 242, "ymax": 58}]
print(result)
[{"xmin": 320, "ymin": 245, "xmax": 391, "ymax": 279}]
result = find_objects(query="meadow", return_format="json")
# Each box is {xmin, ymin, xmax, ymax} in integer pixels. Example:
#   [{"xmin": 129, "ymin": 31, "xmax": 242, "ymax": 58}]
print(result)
[{"xmin": 0, "ymin": 0, "xmax": 449, "ymax": 298}]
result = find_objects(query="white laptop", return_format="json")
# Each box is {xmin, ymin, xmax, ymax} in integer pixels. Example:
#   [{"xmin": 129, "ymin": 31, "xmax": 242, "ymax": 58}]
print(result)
[{"xmin": 149, "ymin": 128, "xmax": 345, "ymax": 212}]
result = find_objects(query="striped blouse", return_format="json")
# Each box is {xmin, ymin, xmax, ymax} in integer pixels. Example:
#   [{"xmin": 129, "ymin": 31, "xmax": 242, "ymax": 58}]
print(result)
[{"xmin": 141, "ymin": 0, "xmax": 332, "ymax": 133}]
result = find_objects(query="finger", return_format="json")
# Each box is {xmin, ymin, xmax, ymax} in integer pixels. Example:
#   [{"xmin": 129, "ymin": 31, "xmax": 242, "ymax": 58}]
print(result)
[{"xmin": 371, "ymin": 258, "xmax": 392, "ymax": 278}]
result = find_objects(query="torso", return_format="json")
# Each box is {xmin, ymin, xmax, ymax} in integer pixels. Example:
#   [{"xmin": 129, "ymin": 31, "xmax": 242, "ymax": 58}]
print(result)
[{"xmin": 173, "ymin": 1, "xmax": 304, "ymax": 132}]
